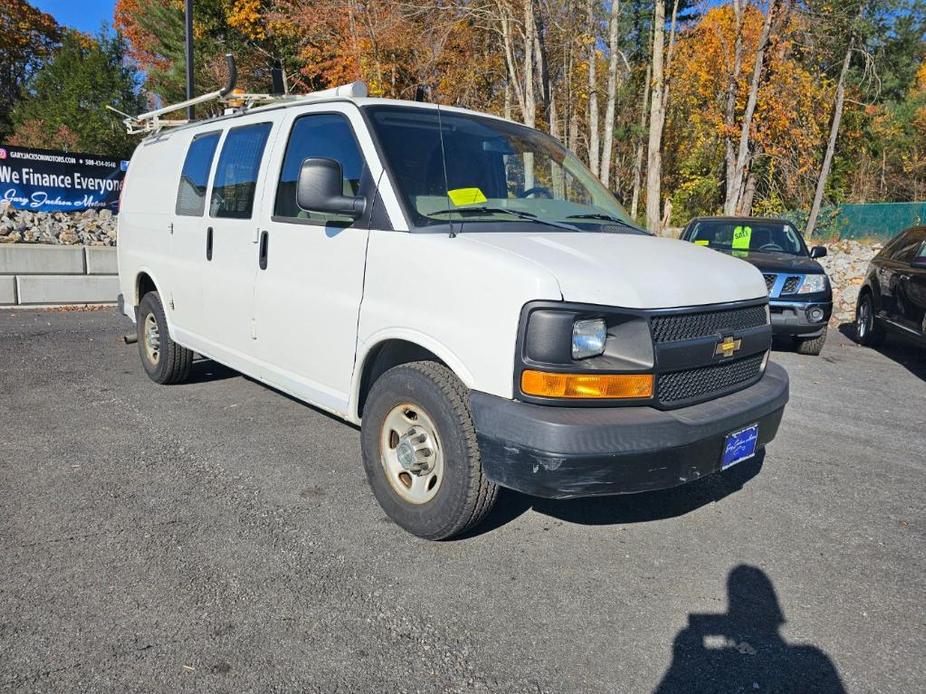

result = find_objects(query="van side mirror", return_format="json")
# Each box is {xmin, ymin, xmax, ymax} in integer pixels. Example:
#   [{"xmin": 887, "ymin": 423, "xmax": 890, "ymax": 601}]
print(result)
[
  {"xmin": 296, "ymin": 158, "xmax": 365, "ymax": 218},
  {"xmin": 810, "ymin": 246, "xmax": 827, "ymax": 259}
]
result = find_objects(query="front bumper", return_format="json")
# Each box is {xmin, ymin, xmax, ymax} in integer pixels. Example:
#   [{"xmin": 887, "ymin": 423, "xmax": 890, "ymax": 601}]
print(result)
[
  {"xmin": 470, "ymin": 362, "xmax": 789, "ymax": 499},
  {"xmin": 769, "ymin": 300, "xmax": 831, "ymax": 336}
]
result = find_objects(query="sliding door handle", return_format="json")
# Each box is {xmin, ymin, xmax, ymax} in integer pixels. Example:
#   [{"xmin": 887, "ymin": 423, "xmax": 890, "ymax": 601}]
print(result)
[
  {"xmin": 205, "ymin": 226, "xmax": 213, "ymax": 261},
  {"xmin": 258, "ymin": 230, "xmax": 269, "ymax": 270}
]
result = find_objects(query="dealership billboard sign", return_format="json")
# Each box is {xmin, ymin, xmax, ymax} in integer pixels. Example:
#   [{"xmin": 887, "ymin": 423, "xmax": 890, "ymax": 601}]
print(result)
[{"xmin": 0, "ymin": 144, "xmax": 128, "ymax": 213}]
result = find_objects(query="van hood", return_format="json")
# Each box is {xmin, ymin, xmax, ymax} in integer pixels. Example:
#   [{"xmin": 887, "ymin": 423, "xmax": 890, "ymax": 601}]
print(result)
[{"xmin": 461, "ymin": 232, "xmax": 768, "ymax": 309}]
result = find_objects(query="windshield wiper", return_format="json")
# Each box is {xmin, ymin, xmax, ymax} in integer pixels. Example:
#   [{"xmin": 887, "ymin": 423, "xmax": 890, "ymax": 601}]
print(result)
[
  {"xmin": 566, "ymin": 213, "xmax": 645, "ymax": 232},
  {"xmin": 430, "ymin": 206, "xmax": 579, "ymax": 232}
]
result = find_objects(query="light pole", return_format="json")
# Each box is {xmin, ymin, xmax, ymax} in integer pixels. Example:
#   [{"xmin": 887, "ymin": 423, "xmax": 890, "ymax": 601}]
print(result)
[{"xmin": 185, "ymin": 0, "xmax": 194, "ymax": 120}]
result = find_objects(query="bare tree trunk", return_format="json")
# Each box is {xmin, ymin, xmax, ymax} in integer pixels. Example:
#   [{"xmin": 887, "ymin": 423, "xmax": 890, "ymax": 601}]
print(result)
[
  {"xmin": 499, "ymin": 7, "xmax": 526, "ymax": 118},
  {"xmin": 523, "ymin": 0, "xmax": 535, "ymax": 128},
  {"xmin": 723, "ymin": 0, "xmax": 745, "ymax": 215},
  {"xmin": 630, "ymin": 62, "xmax": 650, "ymax": 219},
  {"xmin": 727, "ymin": 0, "xmax": 778, "ymax": 214},
  {"xmin": 523, "ymin": 0, "xmax": 536, "ymax": 188},
  {"xmin": 504, "ymin": 79, "xmax": 512, "ymax": 121},
  {"xmin": 645, "ymin": 0, "xmax": 666, "ymax": 233},
  {"xmin": 600, "ymin": 1, "xmax": 621, "ymax": 186},
  {"xmin": 806, "ymin": 34, "xmax": 854, "ymax": 237},
  {"xmin": 587, "ymin": 0, "xmax": 600, "ymax": 174},
  {"xmin": 738, "ymin": 144, "xmax": 762, "ymax": 215}
]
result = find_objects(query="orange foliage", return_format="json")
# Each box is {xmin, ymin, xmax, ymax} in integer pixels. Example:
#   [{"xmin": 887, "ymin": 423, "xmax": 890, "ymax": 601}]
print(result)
[{"xmin": 666, "ymin": 4, "xmax": 832, "ymax": 212}]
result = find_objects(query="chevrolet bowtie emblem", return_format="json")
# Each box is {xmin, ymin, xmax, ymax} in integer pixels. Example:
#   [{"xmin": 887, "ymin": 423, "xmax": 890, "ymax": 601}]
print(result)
[{"xmin": 715, "ymin": 336, "xmax": 742, "ymax": 358}]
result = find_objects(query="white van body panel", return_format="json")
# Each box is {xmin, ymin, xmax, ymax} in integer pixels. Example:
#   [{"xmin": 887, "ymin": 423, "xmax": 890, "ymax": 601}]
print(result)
[
  {"xmin": 352, "ymin": 231, "xmax": 562, "ymax": 420},
  {"xmin": 461, "ymin": 233, "xmax": 768, "ymax": 308}
]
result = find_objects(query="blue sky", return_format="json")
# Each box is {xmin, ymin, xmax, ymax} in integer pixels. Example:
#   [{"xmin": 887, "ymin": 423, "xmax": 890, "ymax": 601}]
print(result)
[{"xmin": 32, "ymin": 0, "xmax": 115, "ymax": 34}]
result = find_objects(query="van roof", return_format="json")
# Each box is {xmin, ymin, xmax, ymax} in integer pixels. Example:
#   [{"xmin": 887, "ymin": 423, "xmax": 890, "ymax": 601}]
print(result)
[{"xmin": 142, "ymin": 95, "xmax": 520, "ymax": 142}]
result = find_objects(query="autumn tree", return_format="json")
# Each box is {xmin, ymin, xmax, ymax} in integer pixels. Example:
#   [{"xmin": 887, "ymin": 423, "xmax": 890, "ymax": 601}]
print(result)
[{"xmin": 0, "ymin": 0, "xmax": 61, "ymax": 138}]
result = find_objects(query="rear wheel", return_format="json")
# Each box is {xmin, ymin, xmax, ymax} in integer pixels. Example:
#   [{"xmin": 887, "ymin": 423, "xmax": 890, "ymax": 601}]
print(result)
[
  {"xmin": 137, "ymin": 291, "xmax": 193, "ymax": 384},
  {"xmin": 360, "ymin": 361, "xmax": 498, "ymax": 540},
  {"xmin": 855, "ymin": 292, "xmax": 885, "ymax": 347},
  {"xmin": 795, "ymin": 326, "xmax": 827, "ymax": 356}
]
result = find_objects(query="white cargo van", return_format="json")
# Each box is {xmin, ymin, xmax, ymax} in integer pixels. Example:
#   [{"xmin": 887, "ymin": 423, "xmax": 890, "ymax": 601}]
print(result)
[{"xmin": 118, "ymin": 81, "xmax": 788, "ymax": 539}]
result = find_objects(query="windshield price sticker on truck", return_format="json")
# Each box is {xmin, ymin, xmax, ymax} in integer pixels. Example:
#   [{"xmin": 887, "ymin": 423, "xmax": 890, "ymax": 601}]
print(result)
[{"xmin": 447, "ymin": 187, "xmax": 488, "ymax": 206}]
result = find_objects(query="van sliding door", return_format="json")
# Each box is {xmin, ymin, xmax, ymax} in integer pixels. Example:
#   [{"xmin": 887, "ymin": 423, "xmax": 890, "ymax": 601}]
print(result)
[{"xmin": 199, "ymin": 119, "xmax": 277, "ymax": 367}]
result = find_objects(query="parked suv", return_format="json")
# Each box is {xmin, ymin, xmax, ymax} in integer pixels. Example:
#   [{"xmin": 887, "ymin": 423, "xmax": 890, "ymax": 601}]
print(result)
[
  {"xmin": 856, "ymin": 225, "xmax": 926, "ymax": 348},
  {"xmin": 118, "ymin": 88, "xmax": 789, "ymax": 539},
  {"xmin": 680, "ymin": 217, "xmax": 832, "ymax": 355}
]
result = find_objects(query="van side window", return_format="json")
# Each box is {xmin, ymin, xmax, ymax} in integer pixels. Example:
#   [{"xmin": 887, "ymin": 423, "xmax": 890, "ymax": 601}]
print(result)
[
  {"xmin": 175, "ymin": 132, "xmax": 220, "ymax": 216},
  {"xmin": 210, "ymin": 122, "xmax": 272, "ymax": 219},
  {"xmin": 274, "ymin": 113, "xmax": 366, "ymax": 224}
]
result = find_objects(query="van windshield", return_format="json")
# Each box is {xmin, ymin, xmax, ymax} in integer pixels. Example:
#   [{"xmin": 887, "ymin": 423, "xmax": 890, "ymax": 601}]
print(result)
[{"xmin": 365, "ymin": 105, "xmax": 642, "ymax": 234}]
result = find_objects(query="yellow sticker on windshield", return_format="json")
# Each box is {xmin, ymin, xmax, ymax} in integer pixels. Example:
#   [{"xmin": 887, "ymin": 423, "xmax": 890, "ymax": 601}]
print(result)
[
  {"xmin": 694, "ymin": 240, "xmax": 710, "ymax": 246},
  {"xmin": 447, "ymin": 187, "xmax": 488, "ymax": 206},
  {"xmin": 732, "ymin": 225, "xmax": 752, "ymax": 250}
]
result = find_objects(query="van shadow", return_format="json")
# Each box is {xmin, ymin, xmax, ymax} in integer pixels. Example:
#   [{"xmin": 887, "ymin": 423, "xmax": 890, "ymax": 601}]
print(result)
[
  {"xmin": 184, "ymin": 357, "xmax": 241, "ymax": 384},
  {"xmin": 467, "ymin": 451, "xmax": 765, "ymax": 536},
  {"xmin": 837, "ymin": 322, "xmax": 926, "ymax": 381},
  {"xmin": 654, "ymin": 565, "xmax": 845, "ymax": 693}
]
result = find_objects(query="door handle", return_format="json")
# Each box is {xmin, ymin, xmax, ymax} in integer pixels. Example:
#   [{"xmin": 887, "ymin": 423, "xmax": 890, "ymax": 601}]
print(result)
[
  {"xmin": 258, "ymin": 230, "xmax": 269, "ymax": 270},
  {"xmin": 206, "ymin": 226, "xmax": 213, "ymax": 261}
]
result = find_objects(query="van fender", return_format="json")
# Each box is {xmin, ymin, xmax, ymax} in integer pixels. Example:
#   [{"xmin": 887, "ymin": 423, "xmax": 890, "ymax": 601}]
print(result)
[
  {"xmin": 133, "ymin": 266, "xmax": 177, "ymax": 334},
  {"xmin": 349, "ymin": 328, "xmax": 476, "ymax": 423}
]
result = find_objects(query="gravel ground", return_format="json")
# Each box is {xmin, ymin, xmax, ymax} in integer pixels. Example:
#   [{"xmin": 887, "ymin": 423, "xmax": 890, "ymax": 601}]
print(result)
[{"xmin": 0, "ymin": 310, "xmax": 923, "ymax": 693}]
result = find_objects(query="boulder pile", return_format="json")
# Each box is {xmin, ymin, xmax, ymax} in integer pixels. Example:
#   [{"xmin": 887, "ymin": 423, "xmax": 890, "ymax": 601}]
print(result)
[
  {"xmin": 0, "ymin": 207, "xmax": 117, "ymax": 246},
  {"xmin": 817, "ymin": 239, "xmax": 882, "ymax": 324}
]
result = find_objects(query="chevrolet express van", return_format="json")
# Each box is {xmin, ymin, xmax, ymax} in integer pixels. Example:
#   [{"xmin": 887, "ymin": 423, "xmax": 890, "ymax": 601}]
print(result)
[{"xmin": 118, "ymin": 84, "xmax": 789, "ymax": 539}]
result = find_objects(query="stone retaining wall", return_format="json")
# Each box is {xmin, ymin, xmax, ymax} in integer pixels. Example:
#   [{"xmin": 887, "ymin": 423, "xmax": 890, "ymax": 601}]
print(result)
[{"xmin": 0, "ymin": 245, "xmax": 118, "ymax": 306}]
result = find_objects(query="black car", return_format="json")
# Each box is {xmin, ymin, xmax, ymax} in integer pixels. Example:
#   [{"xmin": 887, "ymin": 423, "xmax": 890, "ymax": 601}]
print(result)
[
  {"xmin": 856, "ymin": 225, "xmax": 926, "ymax": 348},
  {"xmin": 680, "ymin": 217, "xmax": 832, "ymax": 355}
]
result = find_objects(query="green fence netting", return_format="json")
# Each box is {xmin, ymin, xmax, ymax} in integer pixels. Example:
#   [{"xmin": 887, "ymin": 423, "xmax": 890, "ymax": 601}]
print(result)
[{"xmin": 787, "ymin": 202, "xmax": 926, "ymax": 240}]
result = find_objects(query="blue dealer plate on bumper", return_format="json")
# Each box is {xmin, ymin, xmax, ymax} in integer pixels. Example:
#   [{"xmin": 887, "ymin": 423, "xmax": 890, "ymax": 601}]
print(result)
[{"xmin": 722, "ymin": 424, "xmax": 759, "ymax": 470}]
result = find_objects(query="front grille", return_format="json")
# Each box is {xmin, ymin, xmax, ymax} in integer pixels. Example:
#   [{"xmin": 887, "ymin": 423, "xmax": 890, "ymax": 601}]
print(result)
[
  {"xmin": 781, "ymin": 275, "xmax": 802, "ymax": 294},
  {"xmin": 763, "ymin": 273, "xmax": 776, "ymax": 292},
  {"xmin": 657, "ymin": 354, "xmax": 764, "ymax": 406},
  {"xmin": 650, "ymin": 304, "xmax": 768, "ymax": 343}
]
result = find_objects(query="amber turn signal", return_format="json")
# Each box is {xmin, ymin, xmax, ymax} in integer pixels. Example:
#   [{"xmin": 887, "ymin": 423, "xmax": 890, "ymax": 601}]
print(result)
[{"xmin": 520, "ymin": 370, "xmax": 654, "ymax": 399}]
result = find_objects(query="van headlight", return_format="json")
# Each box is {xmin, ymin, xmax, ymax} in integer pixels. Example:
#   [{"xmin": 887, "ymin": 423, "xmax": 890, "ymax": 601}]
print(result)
[
  {"xmin": 798, "ymin": 275, "xmax": 828, "ymax": 294},
  {"xmin": 572, "ymin": 318, "xmax": 607, "ymax": 359}
]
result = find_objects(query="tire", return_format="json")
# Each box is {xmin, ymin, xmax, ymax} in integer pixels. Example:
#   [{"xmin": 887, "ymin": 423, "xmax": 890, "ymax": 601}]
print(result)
[
  {"xmin": 360, "ymin": 361, "xmax": 498, "ymax": 540},
  {"xmin": 855, "ymin": 292, "xmax": 886, "ymax": 347},
  {"xmin": 137, "ymin": 291, "xmax": 193, "ymax": 384},
  {"xmin": 795, "ymin": 325, "xmax": 827, "ymax": 355}
]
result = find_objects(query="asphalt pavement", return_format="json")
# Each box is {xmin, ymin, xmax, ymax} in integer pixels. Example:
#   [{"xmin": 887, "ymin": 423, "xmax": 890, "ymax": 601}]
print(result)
[{"xmin": 1, "ymin": 309, "xmax": 923, "ymax": 692}]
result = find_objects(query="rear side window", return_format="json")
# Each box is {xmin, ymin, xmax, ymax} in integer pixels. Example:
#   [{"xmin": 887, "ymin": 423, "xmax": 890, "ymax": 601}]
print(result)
[
  {"xmin": 891, "ymin": 228, "xmax": 926, "ymax": 262},
  {"xmin": 274, "ymin": 113, "xmax": 366, "ymax": 224},
  {"xmin": 210, "ymin": 122, "xmax": 272, "ymax": 219},
  {"xmin": 175, "ymin": 132, "xmax": 220, "ymax": 216}
]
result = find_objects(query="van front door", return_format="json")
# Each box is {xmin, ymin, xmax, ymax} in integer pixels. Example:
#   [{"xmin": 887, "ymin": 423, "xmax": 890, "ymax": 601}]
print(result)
[
  {"xmin": 200, "ymin": 119, "xmax": 276, "ymax": 368},
  {"xmin": 252, "ymin": 107, "xmax": 376, "ymax": 416}
]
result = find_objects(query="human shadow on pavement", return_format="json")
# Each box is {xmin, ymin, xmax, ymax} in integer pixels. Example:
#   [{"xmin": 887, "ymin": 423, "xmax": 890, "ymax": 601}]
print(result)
[
  {"xmin": 468, "ymin": 451, "xmax": 765, "ymax": 536},
  {"xmin": 837, "ymin": 322, "xmax": 926, "ymax": 381},
  {"xmin": 655, "ymin": 565, "xmax": 845, "ymax": 693}
]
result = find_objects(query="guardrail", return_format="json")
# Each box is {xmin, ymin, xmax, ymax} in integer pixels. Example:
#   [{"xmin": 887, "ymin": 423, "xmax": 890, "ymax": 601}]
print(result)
[{"xmin": 0, "ymin": 245, "xmax": 118, "ymax": 306}]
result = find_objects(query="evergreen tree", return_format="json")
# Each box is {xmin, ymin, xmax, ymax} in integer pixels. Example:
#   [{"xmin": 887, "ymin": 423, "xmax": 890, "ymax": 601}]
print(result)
[{"xmin": 9, "ymin": 28, "xmax": 145, "ymax": 157}]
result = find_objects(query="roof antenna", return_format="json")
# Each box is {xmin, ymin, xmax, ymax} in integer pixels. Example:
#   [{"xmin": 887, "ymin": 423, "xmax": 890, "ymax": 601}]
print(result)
[{"xmin": 435, "ymin": 102, "xmax": 456, "ymax": 238}]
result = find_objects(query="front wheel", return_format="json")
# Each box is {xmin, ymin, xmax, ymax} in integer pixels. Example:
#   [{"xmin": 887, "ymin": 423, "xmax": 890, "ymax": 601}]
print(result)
[
  {"xmin": 795, "ymin": 326, "xmax": 827, "ymax": 356},
  {"xmin": 360, "ymin": 361, "xmax": 498, "ymax": 540},
  {"xmin": 855, "ymin": 293, "xmax": 885, "ymax": 347}
]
